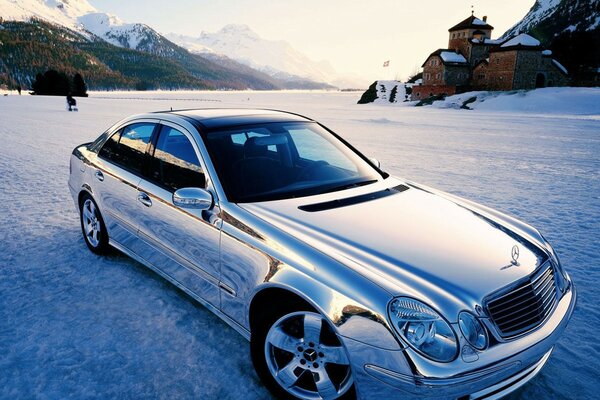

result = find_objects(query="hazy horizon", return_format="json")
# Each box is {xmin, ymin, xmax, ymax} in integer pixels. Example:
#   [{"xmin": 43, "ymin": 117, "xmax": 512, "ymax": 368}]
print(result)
[{"xmin": 92, "ymin": 0, "xmax": 535, "ymax": 82}]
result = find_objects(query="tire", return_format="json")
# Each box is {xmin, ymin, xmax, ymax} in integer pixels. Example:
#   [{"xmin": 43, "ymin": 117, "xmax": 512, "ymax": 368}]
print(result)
[
  {"xmin": 79, "ymin": 193, "xmax": 109, "ymax": 254},
  {"xmin": 251, "ymin": 303, "xmax": 355, "ymax": 400}
]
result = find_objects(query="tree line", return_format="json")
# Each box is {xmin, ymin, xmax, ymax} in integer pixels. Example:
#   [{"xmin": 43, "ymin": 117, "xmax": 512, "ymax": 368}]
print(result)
[{"xmin": 31, "ymin": 70, "xmax": 88, "ymax": 97}]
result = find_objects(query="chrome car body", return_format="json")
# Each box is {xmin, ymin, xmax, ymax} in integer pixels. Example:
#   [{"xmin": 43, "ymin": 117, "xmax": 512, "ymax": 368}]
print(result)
[{"xmin": 68, "ymin": 109, "xmax": 576, "ymax": 399}]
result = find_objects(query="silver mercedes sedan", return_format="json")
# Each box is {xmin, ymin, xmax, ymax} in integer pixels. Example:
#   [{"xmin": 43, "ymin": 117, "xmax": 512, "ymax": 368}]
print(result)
[{"xmin": 68, "ymin": 109, "xmax": 576, "ymax": 400}]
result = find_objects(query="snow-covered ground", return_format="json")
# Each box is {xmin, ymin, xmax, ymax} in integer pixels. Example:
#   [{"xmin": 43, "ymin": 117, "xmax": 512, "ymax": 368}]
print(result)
[
  {"xmin": 0, "ymin": 90, "xmax": 599, "ymax": 399},
  {"xmin": 430, "ymin": 87, "xmax": 600, "ymax": 115}
]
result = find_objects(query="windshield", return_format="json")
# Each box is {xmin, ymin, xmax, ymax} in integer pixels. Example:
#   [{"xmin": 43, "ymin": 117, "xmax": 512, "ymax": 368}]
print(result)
[{"xmin": 203, "ymin": 122, "xmax": 383, "ymax": 202}]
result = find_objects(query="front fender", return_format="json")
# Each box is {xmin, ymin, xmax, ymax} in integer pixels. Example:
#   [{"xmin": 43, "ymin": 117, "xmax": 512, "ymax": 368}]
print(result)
[
  {"xmin": 219, "ymin": 204, "xmax": 402, "ymax": 351},
  {"xmin": 248, "ymin": 268, "xmax": 402, "ymax": 351}
]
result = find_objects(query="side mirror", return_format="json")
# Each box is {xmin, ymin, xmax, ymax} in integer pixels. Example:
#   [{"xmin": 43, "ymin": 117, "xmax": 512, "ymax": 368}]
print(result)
[
  {"xmin": 173, "ymin": 187, "xmax": 213, "ymax": 210},
  {"xmin": 369, "ymin": 157, "xmax": 381, "ymax": 169}
]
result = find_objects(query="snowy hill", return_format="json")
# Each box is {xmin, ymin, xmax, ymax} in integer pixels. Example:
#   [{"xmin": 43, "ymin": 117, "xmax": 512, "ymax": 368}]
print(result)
[
  {"xmin": 0, "ymin": 0, "xmax": 337, "ymax": 89},
  {"xmin": 357, "ymin": 81, "xmax": 412, "ymax": 104},
  {"xmin": 0, "ymin": 0, "xmax": 174, "ymax": 53},
  {"xmin": 0, "ymin": 0, "xmax": 94, "ymax": 29},
  {"xmin": 503, "ymin": 0, "xmax": 600, "ymax": 38},
  {"xmin": 502, "ymin": 0, "xmax": 563, "ymax": 38},
  {"xmin": 167, "ymin": 25, "xmax": 367, "ymax": 89},
  {"xmin": 77, "ymin": 12, "xmax": 160, "ymax": 51},
  {"xmin": 427, "ymin": 87, "xmax": 600, "ymax": 115}
]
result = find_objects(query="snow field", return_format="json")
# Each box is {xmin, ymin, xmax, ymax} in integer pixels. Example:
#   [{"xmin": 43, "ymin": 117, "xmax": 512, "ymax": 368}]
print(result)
[{"xmin": 0, "ymin": 90, "xmax": 599, "ymax": 399}]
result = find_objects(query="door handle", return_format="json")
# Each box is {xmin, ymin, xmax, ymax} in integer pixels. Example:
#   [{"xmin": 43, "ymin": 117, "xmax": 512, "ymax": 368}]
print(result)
[
  {"xmin": 94, "ymin": 170, "xmax": 104, "ymax": 182},
  {"xmin": 137, "ymin": 192, "xmax": 152, "ymax": 207}
]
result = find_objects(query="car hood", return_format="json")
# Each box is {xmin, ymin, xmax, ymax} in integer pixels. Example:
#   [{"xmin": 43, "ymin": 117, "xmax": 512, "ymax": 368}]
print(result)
[{"xmin": 239, "ymin": 178, "xmax": 548, "ymax": 316}]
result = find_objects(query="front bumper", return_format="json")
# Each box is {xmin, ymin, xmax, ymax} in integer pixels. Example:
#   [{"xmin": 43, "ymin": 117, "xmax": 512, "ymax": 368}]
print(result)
[{"xmin": 347, "ymin": 284, "xmax": 576, "ymax": 399}]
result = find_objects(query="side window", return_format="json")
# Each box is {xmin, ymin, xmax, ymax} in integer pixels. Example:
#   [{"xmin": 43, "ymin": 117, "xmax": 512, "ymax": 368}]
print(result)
[
  {"xmin": 150, "ymin": 126, "xmax": 206, "ymax": 191},
  {"xmin": 98, "ymin": 122, "xmax": 155, "ymax": 174},
  {"xmin": 98, "ymin": 131, "xmax": 120, "ymax": 161}
]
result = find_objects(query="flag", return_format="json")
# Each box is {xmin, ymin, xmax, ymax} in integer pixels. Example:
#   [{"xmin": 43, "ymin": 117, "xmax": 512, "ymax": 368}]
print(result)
[{"xmin": 383, "ymin": 60, "xmax": 390, "ymax": 67}]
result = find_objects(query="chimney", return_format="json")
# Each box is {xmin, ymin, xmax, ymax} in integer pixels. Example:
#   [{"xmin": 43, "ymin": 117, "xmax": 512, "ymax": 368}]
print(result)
[{"xmin": 483, "ymin": 16, "xmax": 488, "ymax": 22}]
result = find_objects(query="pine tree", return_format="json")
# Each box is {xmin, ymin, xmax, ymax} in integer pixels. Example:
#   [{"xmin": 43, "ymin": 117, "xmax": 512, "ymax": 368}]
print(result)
[
  {"xmin": 73, "ymin": 73, "xmax": 88, "ymax": 97},
  {"xmin": 389, "ymin": 86, "xmax": 398, "ymax": 103}
]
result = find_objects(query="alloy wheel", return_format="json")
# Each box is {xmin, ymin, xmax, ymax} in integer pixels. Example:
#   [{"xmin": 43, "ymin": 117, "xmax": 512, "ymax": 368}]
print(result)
[
  {"xmin": 82, "ymin": 198, "xmax": 102, "ymax": 248},
  {"xmin": 264, "ymin": 311, "xmax": 353, "ymax": 400}
]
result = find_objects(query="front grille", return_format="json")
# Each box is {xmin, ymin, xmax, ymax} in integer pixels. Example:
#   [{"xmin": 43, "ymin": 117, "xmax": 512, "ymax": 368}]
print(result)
[{"xmin": 486, "ymin": 263, "xmax": 558, "ymax": 339}]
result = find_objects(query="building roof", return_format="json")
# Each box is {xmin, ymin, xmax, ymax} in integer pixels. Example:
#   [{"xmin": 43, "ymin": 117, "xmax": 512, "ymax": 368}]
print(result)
[
  {"xmin": 422, "ymin": 49, "xmax": 469, "ymax": 67},
  {"xmin": 490, "ymin": 33, "xmax": 543, "ymax": 53},
  {"xmin": 470, "ymin": 38, "xmax": 503, "ymax": 46},
  {"xmin": 449, "ymin": 15, "xmax": 494, "ymax": 32},
  {"xmin": 501, "ymin": 33, "xmax": 540, "ymax": 48}
]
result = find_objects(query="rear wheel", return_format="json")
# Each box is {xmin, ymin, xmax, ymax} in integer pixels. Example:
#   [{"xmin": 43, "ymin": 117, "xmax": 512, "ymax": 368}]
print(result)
[
  {"xmin": 252, "ymin": 307, "xmax": 355, "ymax": 400},
  {"xmin": 79, "ymin": 194, "xmax": 109, "ymax": 254}
]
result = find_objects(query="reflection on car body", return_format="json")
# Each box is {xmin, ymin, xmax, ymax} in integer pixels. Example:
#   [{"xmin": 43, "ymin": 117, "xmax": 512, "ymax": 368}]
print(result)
[{"xmin": 69, "ymin": 109, "xmax": 576, "ymax": 400}]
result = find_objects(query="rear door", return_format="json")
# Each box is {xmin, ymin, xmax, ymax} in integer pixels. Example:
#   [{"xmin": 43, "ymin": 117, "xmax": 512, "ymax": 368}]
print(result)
[
  {"xmin": 93, "ymin": 120, "xmax": 158, "ymax": 249},
  {"xmin": 135, "ymin": 121, "xmax": 222, "ymax": 306}
]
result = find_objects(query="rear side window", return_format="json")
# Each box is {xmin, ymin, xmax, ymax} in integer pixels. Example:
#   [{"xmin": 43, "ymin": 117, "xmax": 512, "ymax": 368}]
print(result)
[
  {"xmin": 150, "ymin": 126, "xmax": 205, "ymax": 191},
  {"xmin": 99, "ymin": 123, "xmax": 155, "ymax": 174}
]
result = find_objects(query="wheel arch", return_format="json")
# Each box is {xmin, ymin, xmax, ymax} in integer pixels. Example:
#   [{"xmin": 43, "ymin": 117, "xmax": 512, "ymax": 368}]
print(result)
[
  {"xmin": 247, "ymin": 270, "xmax": 402, "ymax": 351},
  {"xmin": 249, "ymin": 285, "xmax": 321, "ymax": 332},
  {"xmin": 77, "ymin": 185, "xmax": 94, "ymax": 208}
]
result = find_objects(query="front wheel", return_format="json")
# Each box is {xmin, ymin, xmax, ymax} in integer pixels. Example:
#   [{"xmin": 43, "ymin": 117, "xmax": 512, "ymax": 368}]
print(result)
[
  {"xmin": 252, "ymin": 310, "xmax": 355, "ymax": 400},
  {"xmin": 79, "ymin": 194, "xmax": 109, "ymax": 254}
]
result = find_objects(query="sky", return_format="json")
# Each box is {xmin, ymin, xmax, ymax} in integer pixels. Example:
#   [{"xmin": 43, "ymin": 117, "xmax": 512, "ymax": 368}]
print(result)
[{"xmin": 90, "ymin": 0, "xmax": 535, "ymax": 82}]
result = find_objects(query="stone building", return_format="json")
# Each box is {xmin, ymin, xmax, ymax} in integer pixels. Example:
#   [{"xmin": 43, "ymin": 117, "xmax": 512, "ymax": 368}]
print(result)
[{"xmin": 412, "ymin": 15, "xmax": 569, "ymax": 101}]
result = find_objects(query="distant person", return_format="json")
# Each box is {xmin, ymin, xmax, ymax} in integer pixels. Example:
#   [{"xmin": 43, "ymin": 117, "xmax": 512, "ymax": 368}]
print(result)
[
  {"xmin": 66, "ymin": 93, "xmax": 77, "ymax": 112},
  {"xmin": 17, "ymin": 85, "xmax": 21, "ymax": 95}
]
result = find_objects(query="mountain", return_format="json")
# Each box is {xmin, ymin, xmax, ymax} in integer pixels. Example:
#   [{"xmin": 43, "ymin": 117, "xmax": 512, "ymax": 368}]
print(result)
[
  {"xmin": 167, "ymin": 25, "xmax": 368, "ymax": 89},
  {"xmin": 0, "ymin": 0, "xmax": 95, "ymax": 30},
  {"xmin": 0, "ymin": 18, "xmax": 285, "ymax": 90},
  {"xmin": 503, "ymin": 0, "xmax": 600, "ymax": 85},
  {"xmin": 0, "ymin": 0, "xmax": 333, "ymax": 90}
]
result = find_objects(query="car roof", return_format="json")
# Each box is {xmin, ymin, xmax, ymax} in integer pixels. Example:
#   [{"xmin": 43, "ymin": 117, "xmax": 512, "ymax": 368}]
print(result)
[{"xmin": 153, "ymin": 108, "xmax": 314, "ymax": 130}]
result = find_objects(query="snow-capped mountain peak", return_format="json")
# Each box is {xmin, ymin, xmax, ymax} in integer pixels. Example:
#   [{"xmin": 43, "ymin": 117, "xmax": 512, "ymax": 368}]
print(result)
[
  {"xmin": 1, "ymin": 0, "xmax": 169, "ymax": 52},
  {"xmin": 503, "ymin": 0, "xmax": 600, "ymax": 38},
  {"xmin": 77, "ymin": 12, "xmax": 157, "ymax": 49},
  {"xmin": 167, "ymin": 25, "xmax": 367, "ymax": 88},
  {"xmin": 1, "ymin": 0, "xmax": 367, "ymax": 88},
  {"xmin": 214, "ymin": 24, "xmax": 259, "ymax": 39},
  {"xmin": 0, "ymin": 0, "xmax": 96, "ymax": 29}
]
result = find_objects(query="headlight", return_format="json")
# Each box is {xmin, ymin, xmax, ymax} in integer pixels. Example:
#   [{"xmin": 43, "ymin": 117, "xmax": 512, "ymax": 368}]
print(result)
[
  {"xmin": 458, "ymin": 312, "xmax": 488, "ymax": 350},
  {"xmin": 388, "ymin": 297, "xmax": 458, "ymax": 362}
]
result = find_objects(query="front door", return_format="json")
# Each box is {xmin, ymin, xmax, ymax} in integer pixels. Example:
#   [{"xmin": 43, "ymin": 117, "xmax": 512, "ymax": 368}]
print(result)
[
  {"xmin": 93, "ymin": 121, "xmax": 158, "ymax": 248},
  {"xmin": 135, "ymin": 122, "xmax": 222, "ymax": 306}
]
